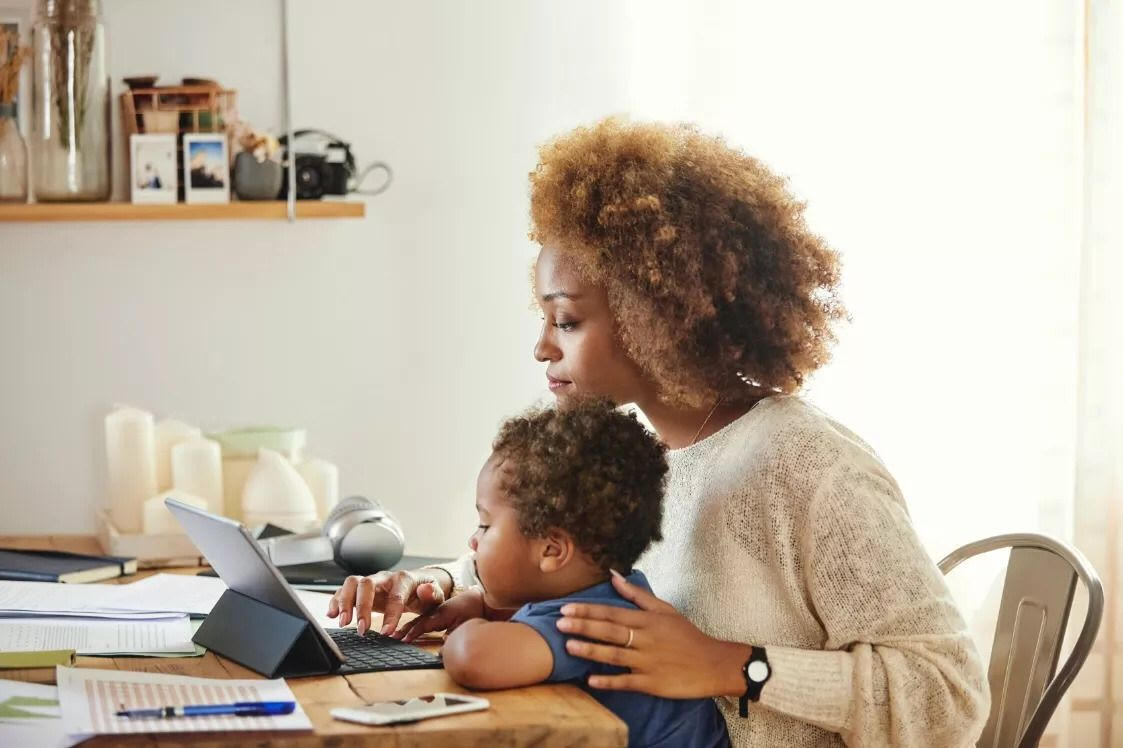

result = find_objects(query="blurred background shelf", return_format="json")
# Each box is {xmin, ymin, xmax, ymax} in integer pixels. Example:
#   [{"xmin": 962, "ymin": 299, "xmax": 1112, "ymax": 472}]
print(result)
[{"xmin": 0, "ymin": 201, "xmax": 365, "ymax": 222}]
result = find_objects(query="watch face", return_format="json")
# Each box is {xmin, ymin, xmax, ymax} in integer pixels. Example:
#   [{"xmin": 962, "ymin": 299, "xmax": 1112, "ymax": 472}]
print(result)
[{"xmin": 747, "ymin": 660, "xmax": 770, "ymax": 683}]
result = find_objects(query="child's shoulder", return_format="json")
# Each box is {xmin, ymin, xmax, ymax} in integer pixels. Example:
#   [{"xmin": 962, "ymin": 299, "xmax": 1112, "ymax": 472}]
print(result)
[{"xmin": 513, "ymin": 570, "xmax": 649, "ymax": 621}]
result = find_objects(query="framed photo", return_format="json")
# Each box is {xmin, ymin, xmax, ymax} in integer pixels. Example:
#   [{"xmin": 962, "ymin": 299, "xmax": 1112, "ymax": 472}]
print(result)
[
  {"xmin": 130, "ymin": 134, "xmax": 177, "ymax": 204},
  {"xmin": 0, "ymin": 6, "xmax": 31, "ymax": 136},
  {"xmin": 183, "ymin": 133, "xmax": 230, "ymax": 204}
]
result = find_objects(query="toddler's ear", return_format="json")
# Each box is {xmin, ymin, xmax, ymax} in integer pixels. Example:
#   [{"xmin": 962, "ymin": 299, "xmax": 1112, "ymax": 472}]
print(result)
[{"xmin": 537, "ymin": 528, "xmax": 576, "ymax": 573}]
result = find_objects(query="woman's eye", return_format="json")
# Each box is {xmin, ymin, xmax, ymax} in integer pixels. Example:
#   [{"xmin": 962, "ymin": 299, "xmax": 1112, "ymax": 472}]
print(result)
[
  {"xmin": 477, "ymin": 525, "xmax": 490, "ymax": 532},
  {"xmin": 553, "ymin": 321, "xmax": 578, "ymax": 331}
]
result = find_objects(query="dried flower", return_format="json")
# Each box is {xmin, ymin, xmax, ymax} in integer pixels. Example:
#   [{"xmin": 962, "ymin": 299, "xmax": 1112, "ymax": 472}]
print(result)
[{"xmin": 229, "ymin": 118, "xmax": 280, "ymax": 163}]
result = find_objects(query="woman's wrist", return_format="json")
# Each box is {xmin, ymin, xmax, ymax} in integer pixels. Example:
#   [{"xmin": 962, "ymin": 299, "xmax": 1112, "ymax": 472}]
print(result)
[
  {"xmin": 707, "ymin": 637, "xmax": 754, "ymax": 697},
  {"xmin": 420, "ymin": 567, "xmax": 455, "ymax": 597}
]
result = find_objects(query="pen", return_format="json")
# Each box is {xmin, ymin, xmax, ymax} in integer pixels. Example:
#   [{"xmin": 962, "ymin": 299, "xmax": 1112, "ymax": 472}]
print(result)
[{"xmin": 115, "ymin": 701, "xmax": 296, "ymax": 719}]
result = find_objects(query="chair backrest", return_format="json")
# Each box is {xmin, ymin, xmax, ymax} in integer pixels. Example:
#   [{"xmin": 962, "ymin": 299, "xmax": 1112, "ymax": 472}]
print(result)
[{"xmin": 939, "ymin": 533, "xmax": 1104, "ymax": 748}]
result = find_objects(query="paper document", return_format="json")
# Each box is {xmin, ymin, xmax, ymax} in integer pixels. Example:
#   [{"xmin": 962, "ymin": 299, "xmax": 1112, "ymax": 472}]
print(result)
[
  {"xmin": 0, "ymin": 581, "xmax": 169, "ymax": 619},
  {"xmin": 97, "ymin": 573, "xmax": 226, "ymax": 616},
  {"xmin": 56, "ymin": 666, "xmax": 312, "ymax": 735},
  {"xmin": 0, "ymin": 617, "xmax": 195, "ymax": 655},
  {"xmin": 0, "ymin": 678, "xmax": 89, "ymax": 748}
]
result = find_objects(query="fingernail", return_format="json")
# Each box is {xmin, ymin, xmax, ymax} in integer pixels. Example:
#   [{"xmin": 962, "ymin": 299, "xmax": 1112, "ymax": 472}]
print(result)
[
  {"xmin": 560, "ymin": 604, "xmax": 574, "ymax": 615},
  {"xmin": 556, "ymin": 619, "xmax": 572, "ymax": 631},
  {"xmin": 381, "ymin": 624, "xmax": 393, "ymax": 636},
  {"xmin": 357, "ymin": 620, "xmax": 367, "ymax": 636},
  {"xmin": 609, "ymin": 568, "xmax": 625, "ymax": 580},
  {"xmin": 566, "ymin": 640, "xmax": 581, "ymax": 653}
]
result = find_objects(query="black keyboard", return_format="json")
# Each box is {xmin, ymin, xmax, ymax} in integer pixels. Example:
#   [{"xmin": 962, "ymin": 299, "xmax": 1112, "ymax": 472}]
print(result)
[{"xmin": 327, "ymin": 628, "xmax": 443, "ymax": 674}]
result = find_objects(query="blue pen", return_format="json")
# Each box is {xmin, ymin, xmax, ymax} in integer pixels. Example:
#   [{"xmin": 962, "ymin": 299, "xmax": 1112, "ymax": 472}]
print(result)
[{"xmin": 115, "ymin": 701, "xmax": 296, "ymax": 719}]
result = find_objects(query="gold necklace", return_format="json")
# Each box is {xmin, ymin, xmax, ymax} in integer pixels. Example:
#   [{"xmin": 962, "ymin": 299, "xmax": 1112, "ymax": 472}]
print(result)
[{"xmin": 688, "ymin": 399, "xmax": 721, "ymax": 447}]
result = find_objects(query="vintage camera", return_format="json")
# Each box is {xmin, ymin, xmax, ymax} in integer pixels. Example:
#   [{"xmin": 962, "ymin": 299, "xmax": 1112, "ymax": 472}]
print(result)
[{"xmin": 279, "ymin": 130, "xmax": 355, "ymax": 200}]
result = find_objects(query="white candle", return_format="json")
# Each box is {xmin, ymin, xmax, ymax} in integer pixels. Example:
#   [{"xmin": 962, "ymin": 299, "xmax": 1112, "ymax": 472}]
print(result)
[
  {"xmin": 105, "ymin": 406, "xmax": 157, "ymax": 534},
  {"xmin": 298, "ymin": 457, "xmax": 339, "ymax": 521},
  {"xmin": 153, "ymin": 418, "xmax": 201, "ymax": 491},
  {"xmin": 171, "ymin": 438, "xmax": 224, "ymax": 515},
  {"xmin": 143, "ymin": 490, "xmax": 209, "ymax": 535}
]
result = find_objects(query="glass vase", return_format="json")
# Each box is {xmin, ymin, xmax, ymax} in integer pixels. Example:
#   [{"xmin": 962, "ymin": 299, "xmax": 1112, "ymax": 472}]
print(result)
[
  {"xmin": 30, "ymin": 0, "xmax": 110, "ymax": 202},
  {"xmin": 0, "ymin": 104, "xmax": 28, "ymax": 202}
]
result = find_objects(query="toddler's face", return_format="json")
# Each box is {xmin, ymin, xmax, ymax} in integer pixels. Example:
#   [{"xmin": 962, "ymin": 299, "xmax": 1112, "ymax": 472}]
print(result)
[{"xmin": 468, "ymin": 454, "xmax": 541, "ymax": 609}]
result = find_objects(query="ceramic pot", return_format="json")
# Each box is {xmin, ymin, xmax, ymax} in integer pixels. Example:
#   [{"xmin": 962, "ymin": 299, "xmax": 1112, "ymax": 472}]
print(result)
[{"xmin": 233, "ymin": 151, "xmax": 282, "ymax": 200}]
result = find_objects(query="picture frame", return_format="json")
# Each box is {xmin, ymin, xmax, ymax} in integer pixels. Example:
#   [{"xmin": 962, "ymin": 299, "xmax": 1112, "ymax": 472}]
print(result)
[
  {"xmin": 0, "ymin": 5, "xmax": 31, "ymax": 136},
  {"xmin": 129, "ymin": 134, "xmax": 177, "ymax": 204},
  {"xmin": 183, "ymin": 133, "xmax": 230, "ymax": 204}
]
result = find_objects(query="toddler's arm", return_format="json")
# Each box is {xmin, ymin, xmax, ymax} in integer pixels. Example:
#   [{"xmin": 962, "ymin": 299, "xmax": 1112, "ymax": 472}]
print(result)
[{"xmin": 441, "ymin": 619, "xmax": 553, "ymax": 690}]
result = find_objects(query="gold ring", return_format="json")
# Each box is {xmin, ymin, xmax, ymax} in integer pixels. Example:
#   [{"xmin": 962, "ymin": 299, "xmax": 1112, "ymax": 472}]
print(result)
[{"xmin": 624, "ymin": 628, "xmax": 634, "ymax": 649}]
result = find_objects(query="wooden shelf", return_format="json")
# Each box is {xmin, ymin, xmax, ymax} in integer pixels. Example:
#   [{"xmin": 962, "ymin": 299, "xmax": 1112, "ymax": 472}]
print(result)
[{"xmin": 0, "ymin": 201, "xmax": 365, "ymax": 222}]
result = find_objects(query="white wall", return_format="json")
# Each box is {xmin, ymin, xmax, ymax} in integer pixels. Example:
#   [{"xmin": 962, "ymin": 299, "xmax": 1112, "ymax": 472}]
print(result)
[{"xmin": 0, "ymin": 1, "xmax": 1081, "ymax": 566}]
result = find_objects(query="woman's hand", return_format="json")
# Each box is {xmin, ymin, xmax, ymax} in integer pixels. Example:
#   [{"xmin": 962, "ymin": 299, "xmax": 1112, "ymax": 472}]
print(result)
[
  {"xmin": 326, "ymin": 568, "xmax": 452, "ymax": 636},
  {"xmin": 391, "ymin": 587, "xmax": 486, "ymax": 642},
  {"xmin": 557, "ymin": 570, "xmax": 750, "ymax": 699}
]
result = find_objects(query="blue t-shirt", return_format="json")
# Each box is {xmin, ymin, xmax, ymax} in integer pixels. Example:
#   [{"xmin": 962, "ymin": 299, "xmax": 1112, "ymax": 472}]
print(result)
[{"xmin": 510, "ymin": 571, "xmax": 730, "ymax": 748}]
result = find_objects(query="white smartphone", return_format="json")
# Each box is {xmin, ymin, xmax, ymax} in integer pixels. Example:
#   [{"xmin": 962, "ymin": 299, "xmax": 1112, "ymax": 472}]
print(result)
[{"xmin": 330, "ymin": 693, "xmax": 490, "ymax": 726}]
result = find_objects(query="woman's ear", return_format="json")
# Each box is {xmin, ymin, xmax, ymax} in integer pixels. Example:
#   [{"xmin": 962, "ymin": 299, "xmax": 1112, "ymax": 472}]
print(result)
[{"xmin": 537, "ymin": 528, "xmax": 576, "ymax": 574}]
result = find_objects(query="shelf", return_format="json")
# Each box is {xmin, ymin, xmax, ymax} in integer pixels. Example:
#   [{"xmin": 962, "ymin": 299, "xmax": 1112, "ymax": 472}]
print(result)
[{"xmin": 0, "ymin": 201, "xmax": 365, "ymax": 223}]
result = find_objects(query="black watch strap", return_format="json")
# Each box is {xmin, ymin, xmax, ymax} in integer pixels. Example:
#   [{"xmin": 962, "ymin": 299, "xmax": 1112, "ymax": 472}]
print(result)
[{"xmin": 739, "ymin": 646, "xmax": 771, "ymax": 717}]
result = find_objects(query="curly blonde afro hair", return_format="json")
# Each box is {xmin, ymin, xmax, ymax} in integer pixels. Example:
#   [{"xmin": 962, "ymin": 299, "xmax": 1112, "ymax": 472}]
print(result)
[
  {"xmin": 493, "ymin": 398, "xmax": 666, "ymax": 574},
  {"xmin": 529, "ymin": 118, "xmax": 846, "ymax": 407}
]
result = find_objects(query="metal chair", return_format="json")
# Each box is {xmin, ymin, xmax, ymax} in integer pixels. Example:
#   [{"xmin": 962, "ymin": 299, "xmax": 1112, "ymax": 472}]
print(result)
[{"xmin": 939, "ymin": 533, "xmax": 1104, "ymax": 748}]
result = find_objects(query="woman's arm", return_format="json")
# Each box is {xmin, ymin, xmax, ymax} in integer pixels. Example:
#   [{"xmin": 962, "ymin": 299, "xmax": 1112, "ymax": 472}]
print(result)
[{"xmin": 441, "ymin": 620, "xmax": 553, "ymax": 690}]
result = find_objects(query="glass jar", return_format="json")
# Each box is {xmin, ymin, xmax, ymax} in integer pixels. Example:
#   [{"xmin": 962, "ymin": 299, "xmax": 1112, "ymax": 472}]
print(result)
[
  {"xmin": 30, "ymin": 0, "xmax": 110, "ymax": 201},
  {"xmin": 0, "ymin": 103, "xmax": 28, "ymax": 202}
]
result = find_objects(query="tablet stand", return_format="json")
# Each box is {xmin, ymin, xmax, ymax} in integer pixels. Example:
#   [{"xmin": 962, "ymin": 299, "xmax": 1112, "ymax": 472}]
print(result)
[{"xmin": 193, "ymin": 589, "xmax": 336, "ymax": 678}]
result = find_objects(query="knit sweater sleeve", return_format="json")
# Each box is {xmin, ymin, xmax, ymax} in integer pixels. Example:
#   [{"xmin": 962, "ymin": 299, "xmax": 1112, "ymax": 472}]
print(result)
[{"xmin": 757, "ymin": 457, "xmax": 990, "ymax": 746}]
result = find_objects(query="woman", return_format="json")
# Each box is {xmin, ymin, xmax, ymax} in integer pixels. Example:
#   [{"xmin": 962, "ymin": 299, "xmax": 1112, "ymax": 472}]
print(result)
[{"xmin": 328, "ymin": 118, "xmax": 988, "ymax": 746}]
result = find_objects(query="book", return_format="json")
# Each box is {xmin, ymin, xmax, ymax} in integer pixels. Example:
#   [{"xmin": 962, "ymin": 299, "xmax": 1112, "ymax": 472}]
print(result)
[
  {"xmin": 0, "ymin": 549, "xmax": 136, "ymax": 584},
  {"xmin": 0, "ymin": 649, "xmax": 75, "ymax": 684}
]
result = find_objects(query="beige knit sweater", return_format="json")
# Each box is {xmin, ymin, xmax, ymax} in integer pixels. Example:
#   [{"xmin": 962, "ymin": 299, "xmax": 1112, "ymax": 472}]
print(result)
[{"xmin": 437, "ymin": 395, "xmax": 990, "ymax": 746}]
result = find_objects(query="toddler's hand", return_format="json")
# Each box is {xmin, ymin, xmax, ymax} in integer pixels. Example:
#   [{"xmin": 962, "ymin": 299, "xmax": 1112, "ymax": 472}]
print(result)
[{"xmin": 392, "ymin": 587, "xmax": 487, "ymax": 643}]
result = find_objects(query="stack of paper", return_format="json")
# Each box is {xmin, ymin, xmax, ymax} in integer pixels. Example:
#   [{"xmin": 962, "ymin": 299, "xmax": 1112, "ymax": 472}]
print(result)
[
  {"xmin": 0, "ymin": 579, "xmax": 201, "ymax": 657},
  {"xmin": 0, "ymin": 574, "xmax": 341, "ymax": 658},
  {"xmin": 56, "ymin": 666, "xmax": 312, "ymax": 735}
]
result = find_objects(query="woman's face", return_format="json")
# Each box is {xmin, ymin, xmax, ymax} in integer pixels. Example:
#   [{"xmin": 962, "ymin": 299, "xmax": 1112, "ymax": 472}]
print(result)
[{"xmin": 533, "ymin": 245, "xmax": 650, "ymax": 406}]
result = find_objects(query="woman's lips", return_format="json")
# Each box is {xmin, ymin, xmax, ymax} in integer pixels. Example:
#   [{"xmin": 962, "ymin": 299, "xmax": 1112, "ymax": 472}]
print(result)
[{"xmin": 547, "ymin": 375, "xmax": 572, "ymax": 391}]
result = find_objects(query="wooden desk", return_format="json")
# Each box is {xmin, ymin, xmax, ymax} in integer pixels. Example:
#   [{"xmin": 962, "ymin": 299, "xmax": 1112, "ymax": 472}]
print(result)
[{"xmin": 0, "ymin": 535, "xmax": 627, "ymax": 747}]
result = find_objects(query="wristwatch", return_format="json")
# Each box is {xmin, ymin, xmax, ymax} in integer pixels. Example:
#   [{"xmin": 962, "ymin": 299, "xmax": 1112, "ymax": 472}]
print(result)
[{"xmin": 739, "ymin": 646, "xmax": 771, "ymax": 717}]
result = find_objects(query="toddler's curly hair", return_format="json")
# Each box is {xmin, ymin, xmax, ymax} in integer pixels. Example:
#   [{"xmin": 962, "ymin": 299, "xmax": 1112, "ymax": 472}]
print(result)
[
  {"xmin": 492, "ymin": 399, "xmax": 667, "ymax": 574},
  {"xmin": 529, "ymin": 117, "xmax": 847, "ymax": 408}
]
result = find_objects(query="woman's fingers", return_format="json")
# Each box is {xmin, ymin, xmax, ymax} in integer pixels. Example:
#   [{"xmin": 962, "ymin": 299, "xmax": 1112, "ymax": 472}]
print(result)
[
  {"xmin": 556, "ymin": 617, "xmax": 635, "ymax": 647},
  {"xmin": 587, "ymin": 673, "xmax": 649, "ymax": 692},
  {"xmin": 416, "ymin": 581, "xmax": 446, "ymax": 608},
  {"xmin": 564, "ymin": 639, "xmax": 641, "ymax": 669},
  {"xmin": 559, "ymin": 602, "xmax": 647, "ymax": 627},
  {"xmin": 609, "ymin": 571, "xmax": 671, "ymax": 612},
  {"xmin": 354, "ymin": 576, "xmax": 378, "ymax": 635},
  {"xmin": 380, "ymin": 573, "xmax": 421, "ymax": 635},
  {"xmin": 330, "ymin": 576, "xmax": 362, "ymax": 627}
]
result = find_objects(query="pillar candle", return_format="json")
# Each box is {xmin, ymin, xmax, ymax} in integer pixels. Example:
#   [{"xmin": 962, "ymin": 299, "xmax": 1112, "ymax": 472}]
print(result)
[
  {"xmin": 105, "ymin": 406, "xmax": 157, "ymax": 534},
  {"xmin": 143, "ymin": 490, "xmax": 208, "ymax": 535},
  {"xmin": 171, "ymin": 438, "xmax": 224, "ymax": 514},
  {"xmin": 153, "ymin": 418, "xmax": 201, "ymax": 491}
]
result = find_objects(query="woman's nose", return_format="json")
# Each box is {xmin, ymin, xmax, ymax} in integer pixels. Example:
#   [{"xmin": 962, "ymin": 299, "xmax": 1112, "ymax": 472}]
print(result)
[
  {"xmin": 468, "ymin": 532, "xmax": 479, "ymax": 551},
  {"xmin": 534, "ymin": 323, "xmax": 559, "ymax": 362}
]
